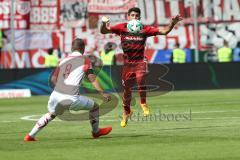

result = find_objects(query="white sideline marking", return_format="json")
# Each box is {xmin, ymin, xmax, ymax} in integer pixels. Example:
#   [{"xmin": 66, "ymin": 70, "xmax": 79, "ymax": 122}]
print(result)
[
  {"xmin": 161, "ymin": 101, "xmax": 240, "ymax": 107},
  {"xmin": 0, "ymin": 120, "xmax": 18, "ymax": 123},
  {"xmin": 194, "ymin": 117, "xmax": 240, "ymax": 120},
  {"xmin": 190, "ymin": 110, "xmax": 240, "ymax": 114},
  {"xmin": 20, "ymin": 114, "xmax": 118, "ymax": 122},
  {"xmin": 19, "ymin": 109, "xmax": 240, "ymax": 123},
  {"xmin": 21, "ymin": 115, "xmax": 62, "ymax": 122}
]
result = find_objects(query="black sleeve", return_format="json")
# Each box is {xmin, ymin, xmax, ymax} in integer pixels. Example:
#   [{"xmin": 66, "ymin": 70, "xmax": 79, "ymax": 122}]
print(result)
[
  {"xmin": 170, "ymin": 51, "xmax": 173, "ymax": 63},
  {"xmin": 86, "ymin": 69, "xmax": 94, "ymax": 76}
]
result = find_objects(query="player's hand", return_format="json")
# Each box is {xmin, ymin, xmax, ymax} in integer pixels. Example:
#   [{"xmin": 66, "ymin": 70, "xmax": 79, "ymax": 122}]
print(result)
[
  {"xmin": 102, "ymin": 16, "xmax": 110, "ymax": 23},
  {"xmin": 101, "ymin": 93, "xmax": 111, "ymax": 102},
  {"xmin": 172, "ymin": 15, "xmax": 183, "ymax": 24}
]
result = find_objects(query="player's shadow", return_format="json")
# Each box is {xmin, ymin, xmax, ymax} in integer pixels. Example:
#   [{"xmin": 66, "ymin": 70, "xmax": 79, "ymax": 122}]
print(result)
[
  {"xmin": 81, "ymin": 134, "xmax": 150, "ymax": 140},
  {"xmin": 76, "ymin": 125, "xmax": 229, "ymax": 140}
]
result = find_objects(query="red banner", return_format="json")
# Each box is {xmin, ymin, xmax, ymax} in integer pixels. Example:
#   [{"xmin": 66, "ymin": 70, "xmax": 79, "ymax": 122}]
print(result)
[
  {"xmin": 30, "ymin": 0, "xmax": 59, "ymax": 30},
  {"xmin": 88, "ymin": 0, "xmax": 137, "ymax": 13},
  {"xmin": 0, "ymin": 0, "xmax": 59, "ymax": 30},
  {"xmin": 1, "ymin": 0, "xmax": 240, "ymax": 68},
  {"xmin": 1, "ymin": 49, "xmax": 47, "ymax": 68},
  {"xmin": 60, "ymin": 0, "xmax": 88, "ymax": 28},
  {"xmin": 0, "ymin": 0, "xmax": 30, "ymax": 29}
]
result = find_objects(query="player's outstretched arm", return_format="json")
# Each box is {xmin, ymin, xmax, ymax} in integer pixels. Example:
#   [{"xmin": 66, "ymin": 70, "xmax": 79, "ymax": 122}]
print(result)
[
  {"xmin": 158, "ymin": 15, "xmax": 183, "ymax": 35},
  {"xmin": 100, "ymin": 16, "xmax": 112, "ymax": 34},
  {"xmin": 87, "ymin": 72, "xmax": 111, "ymax": 101},
  {"xmin": 51, "ymin": 67, "xmax": 59, "ymax": 86}
]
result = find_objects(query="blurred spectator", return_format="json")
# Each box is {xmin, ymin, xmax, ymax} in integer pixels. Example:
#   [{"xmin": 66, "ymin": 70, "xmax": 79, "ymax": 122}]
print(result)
[
  {"xmin": 171, "ymin": 43, "xmax": 186, "ymax": 63},
  {"xmin": 217, "ymin": 40, "xmax": 232, "ymax": 63},
  {"xmin": 0, "ymin": 30, "xmax": 7, "ymax": 68},
  {"xmin": 233, "ymin": 41, "xmax": 240, "ymax": 62},
  {"xmin": 0, "ymin": 30, "xmax": 3, "ymax": 68},
  {"xmin": 237, "ymin": 41, "xmax": 240, "ymax": 48},
  {"xmin": 44, "ymin": 48, "xmax": 59, "ymax": 67},
  {"xmin": 100, "ymin": 42, "xmax": 117, "ymax": 65},
  {"xmin": 206, "ymin": 45, "xmax": 218, "ymax": 62},
  {"xmin": 0, "ymin": 30, "xmax": 3, "ymax": 56},
  {"xmin": 56, "ymin": 48, "xmax": 62, "ymax": 59},
  {"xmin": 87, "ymin": 54, "xmax": 102, "ymax": 68}
]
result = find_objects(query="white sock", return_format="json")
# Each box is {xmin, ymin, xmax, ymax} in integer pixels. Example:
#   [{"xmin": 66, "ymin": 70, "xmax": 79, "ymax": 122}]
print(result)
[{"xmin": 29, "ymin": 113, "xmax": 55, "ymax": 137}]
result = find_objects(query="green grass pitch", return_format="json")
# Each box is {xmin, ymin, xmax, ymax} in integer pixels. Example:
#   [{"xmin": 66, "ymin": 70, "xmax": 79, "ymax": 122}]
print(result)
[{"xmin": 0, "ymin": 89, "xmax": 240, "ymax": 160}]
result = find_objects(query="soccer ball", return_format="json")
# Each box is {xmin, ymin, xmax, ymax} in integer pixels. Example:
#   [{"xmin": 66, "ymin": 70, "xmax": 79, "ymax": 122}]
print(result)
[{"xmin": 127, "ymin": 19, "xmax": 143, "ymax": 34}]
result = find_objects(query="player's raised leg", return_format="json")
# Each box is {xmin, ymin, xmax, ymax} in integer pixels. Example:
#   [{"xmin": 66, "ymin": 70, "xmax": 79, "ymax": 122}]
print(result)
[
  {"xmin": 121, "ymin": 86, "xmax": 134, "ymax": 127},
  {"xmin": 90, "ymin": 103, "xmax": 112, "ymax": 138},
  {"xmin": 136, "ymin": 65, "xmax": 150, "ymax": 117},
  {"xmin": 70, "ymin": 96, "xmax": 112, "ymax": 138},
  {"xmin": 121, "ymin": 71, "xmax": 134, "ymax": 127},
  {"xmin": 24, "ymin": 113, "xmax": 56, "ymax": 141}
]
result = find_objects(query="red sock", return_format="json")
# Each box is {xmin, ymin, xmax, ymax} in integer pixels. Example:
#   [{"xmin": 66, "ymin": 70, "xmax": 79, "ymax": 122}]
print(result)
[
  {"xmin": 123, "ymin": 105, "xmax": 131, "ymax": 114},
  {"xmin": 139, "ymin": 86, "xmax": 146, "ymax": 104},
  {"xmin": 122, "ymin": 88, "xmax": 132, "ymax": 114}
]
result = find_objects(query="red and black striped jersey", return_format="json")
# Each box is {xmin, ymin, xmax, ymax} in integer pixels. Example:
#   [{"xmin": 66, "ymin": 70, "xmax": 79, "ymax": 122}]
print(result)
[{"xmin": 110, "ymin": 23, "xmax": 159, "ymax": 62}]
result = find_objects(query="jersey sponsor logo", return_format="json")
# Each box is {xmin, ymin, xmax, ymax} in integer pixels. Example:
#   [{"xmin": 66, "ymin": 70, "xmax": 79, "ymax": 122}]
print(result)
[{"xmin": 124, "ymin": 36, "xmax": 144, "ymax": 41}]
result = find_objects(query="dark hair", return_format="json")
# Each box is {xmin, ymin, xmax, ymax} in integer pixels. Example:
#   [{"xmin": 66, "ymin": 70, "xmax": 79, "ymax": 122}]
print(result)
[
  {"xmin": 128, "ymin": 7, "xmax": 141, "ymax": 16},
  {"xmin": 104, "ymin": 42, "xmax": 117, "ymax": 53},
  {"xmin": 223, "ymin": 40, "xmax": 228, "ymax": 46},
  {"xmin": 176, "ymin": 43, "xmax": 180, "ymax": 48},
  {"xmin": 71, "ymin": 38, "xmax": 85, "ymax": 52},
  {"xmin": 48, "ymin": 48, "xmax": 54, "ymax": 55}
]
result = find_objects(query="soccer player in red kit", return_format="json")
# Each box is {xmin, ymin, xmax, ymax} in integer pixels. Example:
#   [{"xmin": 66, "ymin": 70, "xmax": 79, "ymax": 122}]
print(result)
[{"xmin": 100, "ymin": 7, "xmax": 183, "ymax": 127}]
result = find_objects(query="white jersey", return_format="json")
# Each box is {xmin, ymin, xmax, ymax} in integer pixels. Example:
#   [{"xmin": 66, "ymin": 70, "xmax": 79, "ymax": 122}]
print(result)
[{"xmin": 54, "ymin": 51, "xmax": 92, "ymax": 95}]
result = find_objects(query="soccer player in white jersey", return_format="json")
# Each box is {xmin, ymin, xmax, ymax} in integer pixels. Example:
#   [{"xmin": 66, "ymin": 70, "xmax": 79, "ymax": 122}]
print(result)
[{"xmin": 24, "ymin": 38, "xmax": 112, "ymax": 141}]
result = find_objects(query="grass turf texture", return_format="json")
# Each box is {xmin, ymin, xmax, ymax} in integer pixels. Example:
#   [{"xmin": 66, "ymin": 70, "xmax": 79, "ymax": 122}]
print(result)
[{"xmin": 0, "ymin": 89, "xmax": 240, "ymax": 160}]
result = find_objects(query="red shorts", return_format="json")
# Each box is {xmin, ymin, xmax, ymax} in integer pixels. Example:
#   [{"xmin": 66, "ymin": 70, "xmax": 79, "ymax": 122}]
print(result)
[{"xmin": 121, "ymin": 61, "xmax": 147, "ymax": 87}]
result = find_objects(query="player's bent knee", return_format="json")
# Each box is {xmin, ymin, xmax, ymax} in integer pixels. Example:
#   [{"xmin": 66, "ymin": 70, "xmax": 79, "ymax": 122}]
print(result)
[
  {"xmin": 89, "ymin": 102, "xmax": 99, "ymax": 112},
  {"xmin": 69, "ymin": 96, "xmax": 95, "ymax": 111},
  {"xmin": 123, "ymin": 85, "xmax": 132, "ymax": 91},
  {"xmin": 92, "ymin": 102, "xmax": 99, "ymax": 110},
  {"xmin": 49, "ymin": 113, "xmax": 56, "ymax": 119}
]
